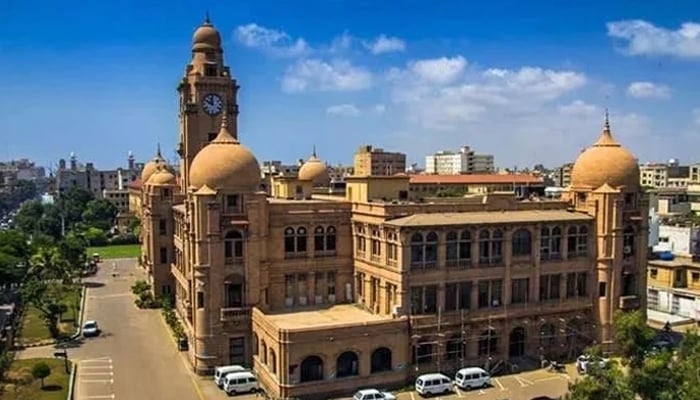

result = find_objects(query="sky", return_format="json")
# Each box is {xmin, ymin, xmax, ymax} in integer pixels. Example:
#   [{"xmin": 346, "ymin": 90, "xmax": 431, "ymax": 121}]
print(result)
[{"xmin": 2, "ymin": 0, "xmax": 700, "ymax": 172}]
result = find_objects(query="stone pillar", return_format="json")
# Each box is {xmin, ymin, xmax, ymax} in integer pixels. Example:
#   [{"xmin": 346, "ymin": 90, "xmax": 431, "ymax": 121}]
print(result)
[{"xmin": 194, "ymin": 267, "xmax": 215, "ymax": 374}]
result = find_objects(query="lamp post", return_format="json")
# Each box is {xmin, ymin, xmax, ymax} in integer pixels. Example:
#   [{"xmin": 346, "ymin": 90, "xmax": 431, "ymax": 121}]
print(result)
[{"xmin": 53, "ymin": 349, "xmax": 69, "ymax": 374}]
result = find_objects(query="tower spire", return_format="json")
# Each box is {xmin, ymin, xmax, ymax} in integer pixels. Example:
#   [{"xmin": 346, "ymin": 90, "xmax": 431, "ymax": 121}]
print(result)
[
  {"xmin": 604, "ymin": 108, "xmax": 610, "ymax": 132},
  {"xmin": 156, "ymin": 143, "xmax": 162, "ymax": 158},
  {"xmin": 312, "ymin": 144, "xmax": 317, "ymax": 158},
  {"xmin": 204, "ymin": 10, "xmax": 211, "ymax": 24}
]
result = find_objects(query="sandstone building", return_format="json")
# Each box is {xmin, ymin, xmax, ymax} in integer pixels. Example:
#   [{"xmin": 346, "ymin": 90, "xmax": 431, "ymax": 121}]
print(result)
[{"xmin": 132, "ymin": 18, "xmax": 648, "ymax": 400}]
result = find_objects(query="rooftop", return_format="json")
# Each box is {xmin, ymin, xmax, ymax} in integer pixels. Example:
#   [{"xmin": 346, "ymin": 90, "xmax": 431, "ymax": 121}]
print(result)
[
  {"xmin": 649, "ymin": 257, "xmax": 700, "ymax": 269},
  {"xmin": 385, "ymin": 209, "xmax": 592, "ymax": 227},
  {"xmin": 409, "ymin": 173, "xmax": 543, "ymax": 185},
  {"xmin": 264, "ymin": 304, "xmax": 388, "ymax": 331}
]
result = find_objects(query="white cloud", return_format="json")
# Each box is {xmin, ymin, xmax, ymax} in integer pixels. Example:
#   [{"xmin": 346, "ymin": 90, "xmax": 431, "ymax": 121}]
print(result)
[
  {"xmin": 281, "ymin": 59, "xmax": 372, "ymax": 93},
  {"xmin": 558, "ymin": 100, "xmax": 600, "ymax": 117},
  {"xmin": 607, "ymin": 20, "xmax": 700, "ymax": 58},
  {"xmin": 235, "ymin": 23, "xmax": 309, "ymax": 57},
  {"xmin": 326, "ymin": 104, "xmax": 360, "ymax": 117},
  {"xmin": 329, "ymin": 32, "xmax": 353, "ymax": 53},
  {"xmin": 407, "ymin": 56, "xmax": 467, "ymax": 85},
  {"xmin": 373, "ymin": 104, "xmax": 386, "ymax": 115},
  {"xmin": 365, "ymin": 35, "xmax": 406, "ymax": 54},
  {"xmin": 626, "ymin": 81, "xmax": 671, "ymax": 99},
  {"xmin": 693, "ymin": 108, "xmax": 700, "ymax": 125}
]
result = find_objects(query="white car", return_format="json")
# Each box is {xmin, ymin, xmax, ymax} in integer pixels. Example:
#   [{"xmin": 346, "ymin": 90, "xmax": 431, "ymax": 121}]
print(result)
[
  {"xmin": 353, "ymin": 388, "xmax": 396, "ymax": 400},
  {"xmin": 82, "ymin": 320, "xmax": 100, "ymax": 337},
  {"xmin": 576, "ymin": 355, "xmax": 608, "ymax": 374}
]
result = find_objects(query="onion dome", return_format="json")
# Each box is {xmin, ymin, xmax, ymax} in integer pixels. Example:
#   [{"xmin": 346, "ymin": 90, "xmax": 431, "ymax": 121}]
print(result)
[
  {"xmin": 192, "ymin": 14, "xmax": 222, "ymax": 51},
  {"xmin": 141, "ymin": 144, "xmax": 167, "ymax": 183},
  {"xmin": 298, "ymin": 146, "xmax": 330, "ymax": 186},
  {"xmin": 147, "ymin": 167, "xmax": 176, "ymax": 186}
]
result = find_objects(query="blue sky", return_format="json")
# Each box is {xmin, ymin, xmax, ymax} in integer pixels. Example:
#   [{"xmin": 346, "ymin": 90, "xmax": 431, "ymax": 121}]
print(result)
[{"xmin": 2, "ymin": 0, "xmax": 700, "ymax": 172}]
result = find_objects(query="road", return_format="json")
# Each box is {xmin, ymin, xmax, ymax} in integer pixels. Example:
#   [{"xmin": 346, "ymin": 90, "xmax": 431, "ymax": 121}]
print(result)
[{"xmin": 17, "ymin": 258, "xmax": 253, "ymax": 400}]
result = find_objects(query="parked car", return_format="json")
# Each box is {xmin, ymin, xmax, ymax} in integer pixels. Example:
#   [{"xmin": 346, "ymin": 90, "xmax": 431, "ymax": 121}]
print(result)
[
  {"xmin": 415, "ymin": 373, "xmax": 453, "ymax": 396},
  {"xmin": 214, "ymin": 365, "xmax": 249, "ymax": 388},
  {"xmin": 454, "ymin": 367, "xmax": 491, "ymax": 390},
  {"xmin": 222, "ymin": 371, "xmax": 259, "ymax": 395},
  {"xmin": 352, "ymin": 388, "xmax": 396, "ymax": 400},
  {"xmin": 82, "ymin": 320, "xmax": 100, "ymax": 337},
  {"xmin": 575, "ymin": 355, "xmax": 608, "ymax": 374}
]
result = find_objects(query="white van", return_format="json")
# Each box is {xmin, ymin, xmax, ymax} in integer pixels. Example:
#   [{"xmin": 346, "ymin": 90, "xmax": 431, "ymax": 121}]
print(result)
[
  {"xmin": 223, "ymin": 371, "xmax": 259, "ymax": 395},
  {"xmin": 454, "ymin": 367, "xmax": 490, "ymax": 390},
  {"xmin": 415, "ymin": 373, "xmax": 453, "ymax": 396},
  {"xmin": 214, "ymin": 365, "xmax": 248, "ymax": 387}
]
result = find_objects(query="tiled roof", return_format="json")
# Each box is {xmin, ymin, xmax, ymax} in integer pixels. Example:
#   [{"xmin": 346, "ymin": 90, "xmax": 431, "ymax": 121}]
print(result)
[
  {"xmin": 385, "ymin": 209, "xmax": 592, "ymax": 227},
  {"xmin": 409, "ymin": 174, "xmax": 544, "ymax": 185}
]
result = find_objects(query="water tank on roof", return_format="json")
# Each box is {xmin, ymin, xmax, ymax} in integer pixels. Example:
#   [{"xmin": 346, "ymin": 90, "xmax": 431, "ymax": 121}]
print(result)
[{"xmin": 658, "ymin": 251, "xmax": 674, "ymax": 261}]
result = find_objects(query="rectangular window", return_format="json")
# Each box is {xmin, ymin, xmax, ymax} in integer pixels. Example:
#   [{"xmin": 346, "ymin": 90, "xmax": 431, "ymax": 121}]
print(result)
[
  {"xmin": 327, "ymin": 272, "xmax": 336, "ymax": 296},
  {"xmin": 599, "ymin": 281, "xmax": 607, "ymax": 297},
  {"xmin": 225, "ymin": 195, "xmax": 240, "ymax": 213},
  {"xmin": 410, "ymin": 287, "xmax": 423, "ymax": 314},
  {"xmin": 205, "ymin": 64, "xmax": 217, "ymax": 76},
  {"xmin": 424, "ymin": 285, "xmax": 437, "ymax": 313},
  {"xmin": 693, "ymin": 272, "xmax": 700, "ymax": 282},
  {"xmin": 650, "ymin": 268, "xmax": 658, "ymax": 279},
  {"xmin": 566, "ymin": 273, "xmax": 576, "ymax": 298},
  {"xmin": 445, "ymin": 283, "xmax": 457, "ymax": 311},
  {"xmin": 478, "ymin": 281, "xmax": 489, "ymax": 308},
  {"xmin": 356, "ymin": 273, "xmax": 364, "ymax": 296},
  {"xmin": 458, "ymin": 282, "xmax": 471, "ymax": 310},
  {"xmin": 297, "ymin": 274, "xmax": 307, "ymax": 300},
  {"xmin": 197, "ymin": 292, "xmax": 204, "ymax": 308},
  {"xmin": 159, "ymin": 247, "xmax": 167, "ymax": 264},
  {"xmin": 228, "ymin": 337, "xmax": 245, "ymax": 365},
  {"xmin": 284, "ymin": 274, "xmax": 295, "ymax": 300},
  {"xmin": 159, "ymin": 219, "xmax": 166, "ymax": 235},
  {"xmin": 490, "ymin": 279, "xmax": 502, "ymax": 307},
  {"xmin": 225, "ymin": 283, "xmax": 243, "ymax": 308},
  {"xmin": 550, "ymin": 274, "xmax": 560, "ymax": 300},
  {"xmin": 511, "ymin": 278, "xmax": 529, "ymax": 304},
  {"xmin": 576, "ymin": 272, "xmax": 588, "ymax": 296}
]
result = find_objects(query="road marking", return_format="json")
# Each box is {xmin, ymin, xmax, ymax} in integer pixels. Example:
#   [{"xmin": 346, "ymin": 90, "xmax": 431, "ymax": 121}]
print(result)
[
  {"xmin": 81, "ymin": 395, "xmax": 115, "ymax": 399},
  {"xmin": 80, "ymin": 365, "xmax": 113, "ymax": 370},
  {"xmin": 535, "ymin": 375, "xmax": 569, "ymax": 382},
  {"xmin": 81, "ymin": 372, "xmax": 114, "ymax": 377},
  {"xmin": 409, "ymin": 392, "xmax": 416, "ymax": 400},
  {"xmin": 82, "ymin": 358, "xmax": 112, "ymax": 363},
  {"xmin": 514, "ymin": 376, "xmax": 534, "ymax": 387},
  {"xmin": 478, "ymin": 389, "xmax": 485, "ymax": 395},
  {"xmin": 455, "ymin": 388, "xmax": 462, "ymax": 397},
  {"xmin": 89, "ymin": 293, "xmax": 131, "ymax": 299},
  {"xmin": 494, "ymin": 378, "xmax": 505, "ymax": 391},
  {"xmin": 81, "ymin": 379, "xmax": 114, "ymax": 384}
]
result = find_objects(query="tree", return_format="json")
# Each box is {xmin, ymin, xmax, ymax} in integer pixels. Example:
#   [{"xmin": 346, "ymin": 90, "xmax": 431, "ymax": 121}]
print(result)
[
  {"xmin": 31, "ymin": 362, "xmax": 51, "ymax": 389},
  {"xmin": 629, "ymin": 349, "xmax": 682, "ymax": 400},
  {"xmin": 20, "ymin": 279, "xmax": 65, "ymax": 337},
  {"xmin": 29, "ymin": 246, "xmax": 67, "ymax": 281},
  {"xmin": 613, "ymin": 310, "xmax": 655, "ymax": 368},
  {"xmin": 55, "ymin": 187, "xmax": 93, "ymax": 229},
  {"xmin": 82, "ymin": 198, "xmax": 118, "ymax": 231},
  {"xmin": 13, "ymin": 200, "xmax": 44, "ymax": 235},
  {"xmin": 566, "ymin": 359, "xmax": 635, "ymax": 400},
  {"xmin": 83, "ymin": 227, "xmax": 107, "ymax": 246}
]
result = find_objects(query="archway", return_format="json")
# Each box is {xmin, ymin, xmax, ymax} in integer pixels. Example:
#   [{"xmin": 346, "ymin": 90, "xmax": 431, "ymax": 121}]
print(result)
[
  {"xmin": 509, "ymin": 327, "xmax": 526, "ymax": 358},
  {"xmin": 336, "ymin": 351, "xmax": 359, "ymax": 378},
  {"xmin": 300, "ymin": 355, "xmax": 324, "ymax": 382},
  {"xmin": 370, "ymin": 347, "xmax": 392, "ymax": 373}
]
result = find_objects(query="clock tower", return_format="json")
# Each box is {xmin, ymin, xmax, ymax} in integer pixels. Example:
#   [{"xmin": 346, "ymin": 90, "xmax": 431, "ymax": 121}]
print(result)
[{"xmin": 177, "ymin": 16, "xmax": 240, "ymax": 192}]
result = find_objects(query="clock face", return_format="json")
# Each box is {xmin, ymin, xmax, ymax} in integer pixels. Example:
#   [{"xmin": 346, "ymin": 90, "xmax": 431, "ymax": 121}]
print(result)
[{"xmin": 202, "ymin": 93, "xmax": 223, "ymax": 115}]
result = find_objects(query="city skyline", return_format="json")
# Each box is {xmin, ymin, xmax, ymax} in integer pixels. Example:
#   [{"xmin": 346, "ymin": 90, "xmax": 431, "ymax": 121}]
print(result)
[{"xmin": 2, "ymin": 0, "xmax": 700, "ymax": 169}]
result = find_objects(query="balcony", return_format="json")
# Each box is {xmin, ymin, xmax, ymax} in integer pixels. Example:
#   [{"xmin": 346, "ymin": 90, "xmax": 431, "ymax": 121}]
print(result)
[
  {"xmin": 446, "ymin": 259, "xmax": 471, "ymax": 269},
  {"xmin": 224, "ymin": 257, "xmax": 244, "ymax": 266},
  {"xmin": 220, "ymin": 307, "xmax": 251, "ymax": 323},
  {"xmin": 410, "ymin": 261, "xmax": 437, "ymax": 270},
  {"xmin": 619, "ymin": 295, "xmax": 640, "ymax": 310}
]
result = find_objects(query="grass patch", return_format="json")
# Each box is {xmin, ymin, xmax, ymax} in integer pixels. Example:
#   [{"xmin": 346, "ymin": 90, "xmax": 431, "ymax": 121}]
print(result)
[
  {"xmin": 0, "ymin": 358, "xmax": 72, "ymax": 400},
  {"xmin": 16, "ymin": 286, "xmax": 82, "ymax": 345},
  {"xmin": 87, "ymin": 244, "xmax": 141, "ymax": 259}
]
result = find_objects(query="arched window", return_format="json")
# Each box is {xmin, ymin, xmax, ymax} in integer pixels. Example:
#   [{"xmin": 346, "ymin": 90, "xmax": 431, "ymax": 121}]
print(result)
[
  {"xmin": 478, "ymin": 329, "xmax": 498, "ymax": 356},
  {"xmin": 370, "ymin": 347, "xmax": 392, "ymax": 373},
  {"xmin": 269, "ymin": 349, "xmax": 277, "ymax": 374},
  {"xmin": 336, "ymin": 351, "xmax": 359, "ymax": 378},
  {"xmin": 479, "ymin": 229, "xmax": 503, "ymax": 266},
  {"xmin": 539, "ymin": 323, "xmax": 556, "ymax": 347},
  {"xmin": 445, "ymin": 335, "xmax": 465, "ymax": 360},
  {"xmin": 551, "ymin": 227, "xmax": 562, "ymax": 258},
  {"xmin": 284, "ymin": 227, "xmax": 295, "ymax": 253},
  {"xmin": 459, "ymin": 230, "xmax": 471, "ymax": 261},
  {"xmin": 446, "ymin": 231, "xmax": 459, "ymax": 263},
  {"xmin": 411, "ymin": 232, "xmax": 438, "ymax": 269},
  {"xmin": 224, "ymin": 230, "xmax": 243, "ymax": 263},
  {"xmin": 296, "ymin": 227, "xmax": 307, "ymax": 252},
  {"xmin": 623, "ymin": 226, "xmax": 635, "ymax": 257},
  {"xmin": 512, "ymin": 228, "xmax": 532, "ymax": 257},
  {"xmin": 261, "ymin": 341, "xmax": 268, "ymax": 365},
  {"xmin": 300, "ymin": 355, "xmax": 324, "ymax": 382},
  {"xmin": 314, "ymin": 226, "xmax": 325, "ymax": 252},
  {"xmin": 567, "ymin": 225, "xmax": 589, "ymax": 257},
  {"xmin": 252, "ymin": 333, "xmax": 259, "ymax": 356},
  {"xmin": 326, "ymin": 226, "xmax": 337, "ymax": 251}
]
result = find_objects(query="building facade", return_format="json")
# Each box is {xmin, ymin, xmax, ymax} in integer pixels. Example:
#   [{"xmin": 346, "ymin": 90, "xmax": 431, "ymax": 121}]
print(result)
[
  {"xmin": 425, "ymin": 146, "xmax": 495, "ymax": 175},
  {"xmin": 134, "ymin": 19, "xmax": 648, "ymax": 400},
  {"xmin": 354, "ymin": 145, "xmax": 406, "ymax": 176}
]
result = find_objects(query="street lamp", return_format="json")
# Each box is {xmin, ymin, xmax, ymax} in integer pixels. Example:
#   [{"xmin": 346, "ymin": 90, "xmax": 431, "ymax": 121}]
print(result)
[{"xmin": 53, "ymin": 349, "xmax": 69, "ymax": 374}]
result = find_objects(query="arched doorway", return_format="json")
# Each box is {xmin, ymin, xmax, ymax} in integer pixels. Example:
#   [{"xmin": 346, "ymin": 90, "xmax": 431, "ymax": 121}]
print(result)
[
  {"xmin": 336, "ymin": 351, "xmax": 359, "ymax": 378},
  {"xmin": 300, "ymin": 356, "xmax": 324, "ymax": 382},
  {"xmin": 370, "ymin": 347, "xmax": 392, "ymax": 373},
  {"xmin": 509, "ymin": 327, "xmax": 526, "ymax": 357}
]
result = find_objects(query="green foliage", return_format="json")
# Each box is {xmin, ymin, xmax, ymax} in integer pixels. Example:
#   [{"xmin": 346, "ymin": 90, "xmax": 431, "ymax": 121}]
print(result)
[
  {"xmin": 83, "ymin": 227, "xmax": 107, "ymax": 246},
  {"xmin": 14, "ymin": 200, "xmax": 45, "ymax": 234},
  {"xmin": 82, "ymin": 199, "xmax": 118, "ymax": 231},
  {"xmin": 21, "ymin": 279, "xmax": 65, "ymax": 337},
  {"xmin": 161, "ymin": 300, "xmax": 185, "ymax": 339},
  {"xmin": 566, "ymin": 359, "xmax": 635, "ymax": 400},
  {"xmin": 613, "ymin": 310, "xmax": 655, "ymax": 368},
  {"xmin": 31, "ymin": 361, "xmax": 51, "ymax": 388},
  {"xmin": 131, "ymin": 280, "xmax": 150, "ymax": 295},
  {"xmin": 131, "ymin": 280, "xmax": 159, "ymax": 308},
  {"xmin": 0, "ymin": 179, "xmax": 37, "ymax": 215}
]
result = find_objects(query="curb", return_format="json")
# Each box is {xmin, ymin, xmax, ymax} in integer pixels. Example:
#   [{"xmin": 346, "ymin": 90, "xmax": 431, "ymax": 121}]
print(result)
[{"xmin": 67, "ymin": 362, "xmax": 77, "ymax": 400}]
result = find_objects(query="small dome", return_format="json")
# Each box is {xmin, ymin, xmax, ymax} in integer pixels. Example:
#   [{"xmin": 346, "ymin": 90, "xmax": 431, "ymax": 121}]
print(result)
[
  {"xmin": 189, "ymin": 116, "xmax": 261, "ymax": 192},
  {"xmin": 298, "ymin": 149, "xmax": 330, "ymax": 186},
  {"xmin": 147, "ymin": 168, "xmax": 176, "ymax": 186},
  {"xmin": 571, "ymin": 116, "xmax": 640, "ymax": 191},
  {"xmin": 193, "ymin": 18, "xmax": 221, "ymax": 51},
  {"xmin": 141, "ymin": 145, "xmax": 169, "ymax": 182}
]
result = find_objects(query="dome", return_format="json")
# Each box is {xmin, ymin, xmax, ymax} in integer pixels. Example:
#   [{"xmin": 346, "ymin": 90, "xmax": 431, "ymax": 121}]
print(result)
[
  {"xmin": 298, "ymin": 148, "xmax": 330, "ymax": 186},
  {"xmin": 188, "ymin": 115, "xmax": 261, "ymax": 192},
  {"xmin": 141, "ymin": 146, "xmax": 166, "ymax": 183},
  {"xmin": 570, "ymin": 115, "xmax": 640, "ymax": 191},
  {"xmin": 147, "ymin": 168, "xmax": 176, "ymax": 186},
  {"xmin": 192, "ymin": 17, "xmax": 221, "ymax": 51}
]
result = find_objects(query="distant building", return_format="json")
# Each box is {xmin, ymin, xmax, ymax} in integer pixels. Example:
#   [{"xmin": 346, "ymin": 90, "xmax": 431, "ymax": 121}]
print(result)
[
  {"xmin": 424, "ymin": 146, "xmax": 494, "ymax": 175},
  {"xmin": 353, "ymin": 145, "xmax": 406, "ymax": 176},
  {"xmin": 408, "ymin": 173, "xmax": 545, "ymax": 198},
  {"xmin": 54, "ymin": 152, "xmax": 142, "ymax": 200},
  {"xmin": 0, "ymin": 158, "xmax": 45, "ymax": 186},
  {"xmin": 640, "ymin": 159, "xmax": 690, "ymax": 189},
  {"xmin": 553, "ymin": 163, "xmax": 573, "ymax": 188}
]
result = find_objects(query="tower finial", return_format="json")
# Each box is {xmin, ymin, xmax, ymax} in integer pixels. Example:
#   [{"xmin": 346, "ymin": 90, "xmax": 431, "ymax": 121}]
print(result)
[
  {"xmin": 221, "ymin": 110, "xmax": 229, "ymax": 129},
  {"xmin": 205, "ymin": 10, "xmax": 210, "ymax": 24},
  {"xmin": 156, "ymin": 143, "xmax": 162, "ymax": 158},
  {"xmin": 604, "ymin": 108, "xmax": 610, "ymax": 132},
  {"xmin": 312, "ymin": 144, "xmax": 317, "ymax": 158}
]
